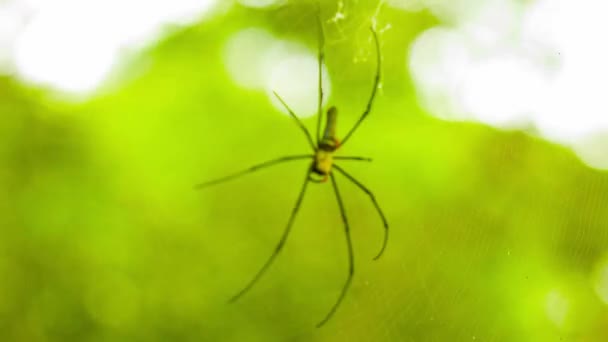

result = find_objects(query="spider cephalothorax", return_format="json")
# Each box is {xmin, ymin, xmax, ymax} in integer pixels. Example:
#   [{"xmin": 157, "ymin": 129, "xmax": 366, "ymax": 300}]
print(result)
[
  {"xmin": 196, "ymin": 12, "xmax": 386, "ymax": 328},
  {"xmin": 313, "ymin": 106, "xmax": 340, "ymax": 179},
  {"xmin": 319, "ymin": 106, "xmax": 340, "ymax": 152}
]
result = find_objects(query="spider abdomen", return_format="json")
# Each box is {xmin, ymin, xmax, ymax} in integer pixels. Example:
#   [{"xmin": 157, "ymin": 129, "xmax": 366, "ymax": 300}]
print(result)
[{"xmin": 313, "ymin": 150, "xmax": 333, "ymax": 175}]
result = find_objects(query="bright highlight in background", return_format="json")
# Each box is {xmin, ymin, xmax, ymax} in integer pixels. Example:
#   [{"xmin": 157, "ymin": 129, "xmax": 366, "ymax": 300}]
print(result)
[
  {"xmin": 268, "ymin": 55, "xmax": 331, "ymax": 119},
  {"xmin": 224, "ymin": 28, "xmax": 331, "ymax": 119},
  {"xmin": 15, "ymin": 10, "xmax": 119, "ymax": 94},
  {"xmin": 238, "ymin": 0, "xmax": 284, "ymax": 8},
  {"xmin": 404, "ymin": 0, "xmax": 608, "ymax": 169},
  {"xmin": 4, "ymin": 0, "xmax": 608, "ymax": 170},
  {"xmin": 545, "ymin": 289, "xmax": 569, "ymax": 329},
  {"xmin": 593, "ymin": 256, "xmax": 608, "ymax": 305},
  {"xmin": 224, "ymin": 28, "xmax": 277, "ymax": 90},
  {"xmin": 6, "ymin": 0, "xmax": 216, "ymax": 95},
  {"xmin": 0, "ymin": 1, "xmax": 28, "ymax": 72}
]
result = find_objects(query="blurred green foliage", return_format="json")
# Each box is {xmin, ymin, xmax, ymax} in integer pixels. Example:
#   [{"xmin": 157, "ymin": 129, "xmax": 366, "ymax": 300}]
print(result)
[{"xmin": 1, "ymin": 1, "xmax": 608, "ymax": 341}]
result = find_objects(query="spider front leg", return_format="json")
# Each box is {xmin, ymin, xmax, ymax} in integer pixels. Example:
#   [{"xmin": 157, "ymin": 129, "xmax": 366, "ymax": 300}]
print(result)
[
  {"xmin": 195, "ymin": 155, "xmax": 313, "ymax": 189},
  {"xmin": 229, "ymin": 167, "xmax": 312, "ymax": 303}
]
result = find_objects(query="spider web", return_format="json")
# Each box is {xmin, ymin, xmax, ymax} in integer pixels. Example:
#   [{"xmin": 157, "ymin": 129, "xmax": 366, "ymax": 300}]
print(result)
[
  {"xmin": 230, "ymin": 2, "xmax": 608, "ymax": 341},
  {"xmin": 2, "ymin": 1, "xmax": 607, "ymax": 342},
  {"xmin": 323, "ymin": 0, "xmax": 390, "ymax": 69}
]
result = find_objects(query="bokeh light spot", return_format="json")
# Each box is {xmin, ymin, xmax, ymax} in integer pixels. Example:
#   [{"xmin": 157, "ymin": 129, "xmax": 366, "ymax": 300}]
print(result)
[
  {"xmin": 461, "ymin": 57, "xmax": 547, "ymax": 126},
  {"xmin": 386, "ymin": 0, "xmax": 426, "ymax": 12},
  {"xmin": 224, "ymin": 28, "xmax": 331, "ymax": 118},
  {"xmin": 12, "ymin": 0, "xmax": 216, "ymax": 95},
  {"xmin": 592, "ymin": 256, "xmax": 608, "ymax": 305},
  {"xmin": 268, "ymin": 54, "xmax": 330, "ymax": 119},
  {"xmin": 408, "ymin": 27, "xmax": 472, "ymax": 119},
  {"xmin": 15, "ymin": 7, "xmax": 119, "ymax": 94},
  {"xmin": 238, "ymin": 0, "xmax": 284, "ymax": 8},
  {"xmin": 545, "ymin": 289, "xmax": 569, "ymax": 329},
  {"xmin": 572, "ymin": 134, "xmax": 608, "ymax": 170},
  {"xmin": 224, "ymin": 28, "xmax": 277, "ymax": 90},
  {"xmin": 0, "ymin": 1, "xmax": 28, "ymax": 73},
  {"xmin": 407, "ymin": 0, "xmax": 608, "ymax": 169}
]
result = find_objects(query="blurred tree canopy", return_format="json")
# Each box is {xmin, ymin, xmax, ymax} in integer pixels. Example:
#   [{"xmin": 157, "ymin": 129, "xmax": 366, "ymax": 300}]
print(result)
[{"xmin": 1, "ymin": 1, "xmax": 608, "ymax": 341}]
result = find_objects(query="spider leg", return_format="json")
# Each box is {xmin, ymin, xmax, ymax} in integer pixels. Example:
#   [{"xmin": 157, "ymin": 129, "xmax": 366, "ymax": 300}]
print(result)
[
  {"xmin": 194, "ymin": 155, "xmax": 313, "ymax": 189},
  {"xmin": 229, "ymin": 167, "xmax": 311, "ymax": 303},
  {"xmin": 339, "ymin": 26, "xmax": 381, "ymax": 147},
  {"xmin": 333, "ymin": 156, "xmax": 373, "ymax": 162},
  {"xmin": 273, "ymin": 92, "xmax": 316, "ymax": 151},
  {"xmin": 316, "ymin": 3, "xmax": 325, "ymax": 144},
  {"xmin": 333, "ymin": 164, "xmax": 389, "ymax": 260},
  {"xmin": 317, "ymin": 172, "xmax": 354, "ymax": 327}
]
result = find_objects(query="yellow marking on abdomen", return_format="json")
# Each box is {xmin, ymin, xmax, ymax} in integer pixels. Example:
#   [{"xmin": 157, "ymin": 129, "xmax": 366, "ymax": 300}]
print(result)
[{"xmin": 315, "ymin": 150, "xmax": 334, "ymax": 175}]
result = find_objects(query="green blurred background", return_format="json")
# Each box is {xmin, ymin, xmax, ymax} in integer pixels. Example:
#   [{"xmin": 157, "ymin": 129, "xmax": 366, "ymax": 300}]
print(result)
[{"xmin": 2, "ymin": 1, "xmax": 608, "ymax": 341}]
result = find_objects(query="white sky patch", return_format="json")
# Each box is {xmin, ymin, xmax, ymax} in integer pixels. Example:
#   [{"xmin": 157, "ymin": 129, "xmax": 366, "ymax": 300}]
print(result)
[
  {"xmin": 405, "ymin": 0, "xmax": 608, "ymax": 169},
  {"xmin": 223, "ymin": 28, "xmax": 331, "ymax": 119},
  {"xmin": 15, "ymin": 7, "xmax": 120, "ymax": 94},
  {"xmin": 0, "ymin": 1, "xmax": 29, "ymax": 72},
  {"xmin": 461, "ymin": 56, "xmax": 547, "ymax": 127},
  {"xmin": 9, "ymin": 0, "xmax": 216, "ymax": 95}
]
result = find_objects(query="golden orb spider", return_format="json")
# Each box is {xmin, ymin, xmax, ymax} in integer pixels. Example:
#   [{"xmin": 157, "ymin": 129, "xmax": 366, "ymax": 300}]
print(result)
[{"xmin": 196, "ymin": 15, "xmax": 387, "ymax": 327}]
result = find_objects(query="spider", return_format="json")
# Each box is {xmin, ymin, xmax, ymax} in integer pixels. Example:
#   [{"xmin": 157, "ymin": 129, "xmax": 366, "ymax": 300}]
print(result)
[{"xmin": 196, "ymin": 15, "xmax": 387, "ymax": 328}]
